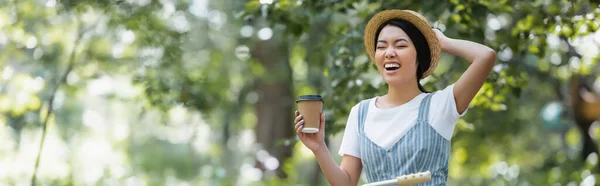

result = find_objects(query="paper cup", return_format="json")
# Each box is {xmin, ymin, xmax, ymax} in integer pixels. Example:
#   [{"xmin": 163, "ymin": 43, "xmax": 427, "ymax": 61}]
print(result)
[{"xmin": 296, "ymin": 95, "xmax": 323, "ymax": 133}]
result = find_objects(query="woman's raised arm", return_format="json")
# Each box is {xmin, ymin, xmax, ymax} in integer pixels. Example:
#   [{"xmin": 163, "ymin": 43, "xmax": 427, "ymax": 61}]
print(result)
[{"xmin": 434, "ymin": 29, "xmax": 497, "ymax": 114}]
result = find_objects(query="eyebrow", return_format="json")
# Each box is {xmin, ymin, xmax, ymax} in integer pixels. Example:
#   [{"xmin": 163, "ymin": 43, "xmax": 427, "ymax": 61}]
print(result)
[{"xmin": 377, "ymin": 38, "xmax": 409, "ymax": 44}]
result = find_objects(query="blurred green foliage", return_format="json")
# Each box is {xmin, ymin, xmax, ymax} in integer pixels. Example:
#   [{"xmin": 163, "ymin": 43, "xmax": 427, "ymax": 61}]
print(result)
[{"xmin": 0, "ymin": 0, "xmax": 599, "ymax": 185}]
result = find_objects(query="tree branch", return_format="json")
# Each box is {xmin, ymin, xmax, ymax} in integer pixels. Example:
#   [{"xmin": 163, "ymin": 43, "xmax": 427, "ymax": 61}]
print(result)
[
  {"xmin": 30, "ymin": 7, "xmax": 111, "ymax": 185},
  {"xmin": 30, "ymin": 34, "xmax": 81, "ymax": 186}
]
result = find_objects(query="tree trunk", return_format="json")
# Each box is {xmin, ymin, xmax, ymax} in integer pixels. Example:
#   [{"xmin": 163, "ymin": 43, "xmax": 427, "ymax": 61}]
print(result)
[
  {"xmin": 570, "ymin": 74, "xmax": 600, "ymax": 163},
  {"xmin": 252, "ymin": 33, "xmax": 294, "ymax": 179}
]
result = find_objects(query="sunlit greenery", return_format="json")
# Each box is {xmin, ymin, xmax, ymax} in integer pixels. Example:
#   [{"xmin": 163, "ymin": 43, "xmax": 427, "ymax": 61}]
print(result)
[{"xmin": 0, "ymin": 0, "xmax": 599, "ymax": 185}]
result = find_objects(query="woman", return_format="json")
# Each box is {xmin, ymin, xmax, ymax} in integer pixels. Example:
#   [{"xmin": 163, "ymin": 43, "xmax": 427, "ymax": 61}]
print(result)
[{"xmin": 294, "ymin": 10, "xmax": 496, "ymax": 185}]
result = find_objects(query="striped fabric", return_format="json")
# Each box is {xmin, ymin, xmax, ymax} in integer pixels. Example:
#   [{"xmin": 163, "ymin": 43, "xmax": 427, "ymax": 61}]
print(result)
[{"xmin": 358, "ymin": 93, "xmax": 450, "ymax": 185}]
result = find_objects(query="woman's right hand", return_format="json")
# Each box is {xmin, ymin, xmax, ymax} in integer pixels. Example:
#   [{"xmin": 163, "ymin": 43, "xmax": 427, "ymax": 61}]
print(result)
[{"xmin": 295, "ymin": 110, "xmax": 326, "ymax": 152}]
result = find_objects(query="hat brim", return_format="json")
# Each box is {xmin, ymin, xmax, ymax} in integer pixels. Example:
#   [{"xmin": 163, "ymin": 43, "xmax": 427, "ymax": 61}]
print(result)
[{"xmin": 363, "ymin": 10, "xmax": 441, "ymax": 78}]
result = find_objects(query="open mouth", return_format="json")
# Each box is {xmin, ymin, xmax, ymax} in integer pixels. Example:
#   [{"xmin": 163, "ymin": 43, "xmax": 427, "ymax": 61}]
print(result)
[{"xmin": 384, "ymin": 63, "xmax": 400, "ymax": 71}]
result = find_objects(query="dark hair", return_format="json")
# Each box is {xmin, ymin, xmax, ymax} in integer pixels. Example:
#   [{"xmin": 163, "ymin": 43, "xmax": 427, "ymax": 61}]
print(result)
[{"xmin": 374, "ymin": 19, "xmax": 431, "ymax": 93}]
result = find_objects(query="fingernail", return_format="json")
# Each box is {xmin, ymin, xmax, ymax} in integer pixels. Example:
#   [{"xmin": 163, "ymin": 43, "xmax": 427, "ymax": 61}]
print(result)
[
  {"xmin": 300, "ymin": 124, "xmax": 303, "ymax": 128},
  {"xmin": 300, "ymin": 120, "xmax": 304, "ymax": 124}
]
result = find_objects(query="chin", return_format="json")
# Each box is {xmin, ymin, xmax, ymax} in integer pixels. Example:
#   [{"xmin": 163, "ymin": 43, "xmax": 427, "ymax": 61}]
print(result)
[{"xmin": 382, "ymin": 76, "xmax": 411, "ymax": 86}]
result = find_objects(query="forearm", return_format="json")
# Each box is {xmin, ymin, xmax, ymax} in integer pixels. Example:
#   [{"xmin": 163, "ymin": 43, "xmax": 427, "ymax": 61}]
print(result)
[
  {"xmin": 312, "ymin": 146, "xmax": 354, "ymax": 186},
  {"xmin": 443, "ymin": 38, "xmax": 496, "ymax": 64}
]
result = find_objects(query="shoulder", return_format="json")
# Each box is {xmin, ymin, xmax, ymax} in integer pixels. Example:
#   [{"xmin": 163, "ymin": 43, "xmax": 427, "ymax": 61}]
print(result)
[
  {"xmin": 428, "ymin": 84, "xmax": 466, "ymax": 140},
  {"xmin": 347, "ymin": 98, "xmax": 375, "ymax": 120},
  {"xmin": 431, "ymin": 84, "xmax": 455, "ymax": 99},
  {"xmin": 351, "ymin": 98, "xmax": 376, "ymax": 112},
  {"xmin": 429, "ymin": 84, "xmax": 460, "ymax": 110}
]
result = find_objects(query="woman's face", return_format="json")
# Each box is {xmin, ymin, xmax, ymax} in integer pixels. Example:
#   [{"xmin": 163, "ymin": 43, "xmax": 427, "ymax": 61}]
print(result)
[{"xmin": 374, "ymin": 25, "xmax": 418, "ymax": 86}]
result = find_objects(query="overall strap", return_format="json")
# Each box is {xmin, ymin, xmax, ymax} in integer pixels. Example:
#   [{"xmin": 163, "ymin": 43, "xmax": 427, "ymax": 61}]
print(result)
[
  {"xmin": 416, "ymin": 93, "xmax": 435, "ymax": 123},
  {"xmin": 357, "ymin": 99, "xmax": 371, "ymax": 135}
]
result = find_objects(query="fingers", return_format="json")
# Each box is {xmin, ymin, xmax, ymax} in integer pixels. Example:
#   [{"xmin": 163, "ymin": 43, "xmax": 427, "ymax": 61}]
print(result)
[
  {"xmin": 295, "ymin": 114, "xmax": 303, "ymax": 124},
  {"xmin": 294, "ymin": 110, "xmax": 304, "ymax": 135},
  {"xmin": 296, "ymin": 122, "xmax": 303, "ymax": 135},
  {"xmin": 295, "ymin": 118, "xmax": 305, "ymax": 131}
]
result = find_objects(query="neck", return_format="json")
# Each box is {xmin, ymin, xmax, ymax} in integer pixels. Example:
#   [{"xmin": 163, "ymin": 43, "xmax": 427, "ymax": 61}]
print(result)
[{"xmin": 379, "ymin": 80, "xmax": 423, "ymax": 108}]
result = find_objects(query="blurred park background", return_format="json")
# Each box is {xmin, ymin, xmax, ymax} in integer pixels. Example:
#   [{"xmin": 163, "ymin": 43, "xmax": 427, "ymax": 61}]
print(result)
[{"xmin": 0, "ymin": 0, "xmax": 600, "ymax": 185}]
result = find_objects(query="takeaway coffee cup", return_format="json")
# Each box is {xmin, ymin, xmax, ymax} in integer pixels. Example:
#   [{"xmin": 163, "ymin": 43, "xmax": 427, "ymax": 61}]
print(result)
[{"xmin": 296, "ymin": 95, "xmax": 323, "ymax": 133}]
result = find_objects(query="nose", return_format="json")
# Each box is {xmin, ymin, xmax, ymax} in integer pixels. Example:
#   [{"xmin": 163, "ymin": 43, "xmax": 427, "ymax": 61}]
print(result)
[{"xmin": 385, "ymin": 47, "xmax": 395, "ymax": 59}]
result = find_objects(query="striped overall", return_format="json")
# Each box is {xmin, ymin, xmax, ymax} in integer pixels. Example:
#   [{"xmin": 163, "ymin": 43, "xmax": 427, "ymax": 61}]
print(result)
[{"xmin": 358, "ymin": 93, "xmax": 450, "ymax": 185}]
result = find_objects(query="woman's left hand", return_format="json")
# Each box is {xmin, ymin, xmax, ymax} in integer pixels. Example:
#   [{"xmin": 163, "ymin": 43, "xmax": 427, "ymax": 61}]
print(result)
[
  {"xmin": 433, "ymin": 28, "xmax": 496, "ymax": 115},
  {"xmin": 433, "ymin": 29, "xmax": 449, "ymax": 52}
]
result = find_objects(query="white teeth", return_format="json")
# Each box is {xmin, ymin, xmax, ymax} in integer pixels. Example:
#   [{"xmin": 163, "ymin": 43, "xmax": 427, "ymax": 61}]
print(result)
[{"xmin": 384, "ymin": 63, "xmax": 400, "ymax": 68}]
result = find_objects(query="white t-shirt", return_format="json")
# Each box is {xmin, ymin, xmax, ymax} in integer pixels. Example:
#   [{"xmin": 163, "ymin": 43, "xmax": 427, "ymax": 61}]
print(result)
[{"xmin": 338, "ymin": 84, "xmax": 467, "ymax": 158}]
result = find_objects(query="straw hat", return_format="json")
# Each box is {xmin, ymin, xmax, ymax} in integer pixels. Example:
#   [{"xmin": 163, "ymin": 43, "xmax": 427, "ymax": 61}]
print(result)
[{"xmin": 363, "ymin": 9, "xmax": 441, "ymax": 78}]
